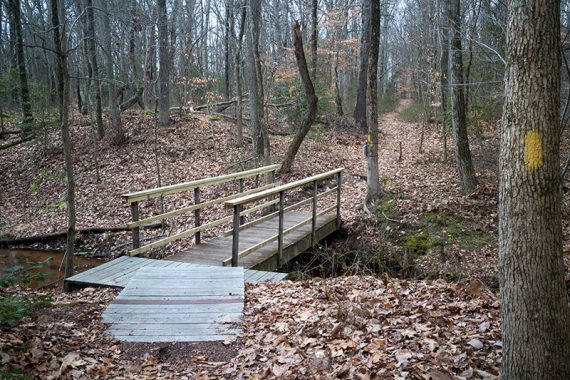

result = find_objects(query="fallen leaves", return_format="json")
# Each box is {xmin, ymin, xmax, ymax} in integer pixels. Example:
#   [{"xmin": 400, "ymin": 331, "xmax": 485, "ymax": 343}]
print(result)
[{"xmin": 1, "ymin": 276, "xmax": 502, "ymax": 379}]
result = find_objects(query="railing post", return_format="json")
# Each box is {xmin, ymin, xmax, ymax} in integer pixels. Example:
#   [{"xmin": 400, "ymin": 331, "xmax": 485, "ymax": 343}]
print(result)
[
  {"xmin": 277, "ymin": 191, "xmax": 284, "ymax": 266},
  {"xmin": 194, "ymin": 187, "xmax": 201, "ymax": 244},
  {"xmin": 231, "ymin": 205, "xmax": 242, "ymax": 267},
  {"xmin": 336, "ymin": 172, "xmax": 342, "ymax": 229},
  {"xmin": 238, "ymin": 179, "xmax": 245, "ymax": 224},
  {"xmin": 130, "ymin": 201, "xmax": 141, "ymax": 250},
  {"xmin": 269, "ymin": 170, "xmax": 277, "ymax": 213},
  {"xmin": 311, "ymin": 180, "xmax": 317, "ymax": 245}
]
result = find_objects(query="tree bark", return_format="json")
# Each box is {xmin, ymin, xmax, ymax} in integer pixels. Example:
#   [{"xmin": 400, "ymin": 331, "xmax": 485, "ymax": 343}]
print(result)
[
  {"xmin": 51, "ymin": 0, "xmax": 76, "ymax": 284},
  {"xmin": 143, "ymin": 9, "xmax": 156, "ymax": 109},
  {"xmin": 499, "ymin": 1, "xmax": 570, "ymax": 378},
  {"xmin": 354, "ymin": 0, "xmax": 370, "ymax": 131},
  {"xmin": 100, "ymin": 0, "xmax": 124, "ymax": 145},
  {"xmin": 246, "ymin": 0, "xmax": 269, "ymax": 162},
  {"xmin": 234, "ymin": 1, "xmax": 246, "ymax": 146},
  {"xmin": 158, "ymin": 0, "xmax": 170, "ymax": 125},
  {"xmin": 447, "ymin": 0, "xmax": 477, "ymax": 193},
  {"xmin": 310, "ymin": 0, "xmax": 318, "ymax": 80},
  {"xmin": 86, "ymin": 0, "xmax": 104, "ymax": 139},
  {"xmin": 8, "ymin": 0, "xmax": 33, "ymax": 131},
  {"xmin": 280, "ymin": 21, "xmax": 318, "ymax": 174},
  {"xmin": 366, "ymin": 0, "xmax": 381, "ymax": 203},
  {"xmin": 224, "ymin": 0, "xmax": 232, "ymax": 100}
]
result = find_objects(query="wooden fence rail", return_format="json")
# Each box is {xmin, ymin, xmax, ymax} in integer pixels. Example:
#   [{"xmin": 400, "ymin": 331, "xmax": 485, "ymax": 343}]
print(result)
[
  {"xmin": 223, "ymin": 168, "xmax": 343, "ymax": 267},
  {"xmin": 123, "ymin": 164, "xmax": 280, "ymax": 256}
]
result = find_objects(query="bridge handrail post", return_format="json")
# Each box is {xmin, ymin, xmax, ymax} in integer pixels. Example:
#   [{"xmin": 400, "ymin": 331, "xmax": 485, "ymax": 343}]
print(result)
[
  {"xmin": 336, "ymin": 172, "xmax": 342, "ymax": 229},
  {"xmin": 311, "ymin": 180, "xmax": 318, "ymax": 245},
  {"xmin": 277, "ymin": 190, "xmax": 285, "ymax": 266},
  {"xmin": 231, "ymin": 205, "xmax": 242, "ymax": 267},
  {"xmin": 194, "ymin": 187, "xmax": 201, "ymax": 244},
  {"xmin": 238, "ymin": 179, "xmax": 245, "ymax": 224},
  {"xmin": 130, "ymin": 201, "xmax": 141, "ymax": 249}
]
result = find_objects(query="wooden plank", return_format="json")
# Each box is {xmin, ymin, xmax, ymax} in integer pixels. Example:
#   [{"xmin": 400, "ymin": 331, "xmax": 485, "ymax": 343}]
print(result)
[
  {"xmin": 124, "ymin": 164, "xmax": 280, "ymax": 203},
  {"xmin": 224, "ymin": 168, "xmax": 343, "ymax": 208},
  {"xmin": 103, "ymin": 266, "xmax": 244, "ymax": 342},
  {"xmin": 109, "ymin": 335, "xmax": 237, "ymax": 342}
]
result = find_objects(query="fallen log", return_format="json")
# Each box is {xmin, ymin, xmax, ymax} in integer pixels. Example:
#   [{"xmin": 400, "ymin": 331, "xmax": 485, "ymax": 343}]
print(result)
[
  {"xmin": 120, "ymin": 87, "xmax": 144, "ymax": 111},
  {"xmin": 0, "ymin": 135, "xmax": 34, "ymax": 150},
  {"xmin": 0, "ymin": 221, "xmax": 165, "ymax": 247}
]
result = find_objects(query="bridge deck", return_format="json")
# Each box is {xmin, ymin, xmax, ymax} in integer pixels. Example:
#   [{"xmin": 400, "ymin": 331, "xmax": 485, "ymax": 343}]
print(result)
[
  {"xmin": 102, "ymin": 266, "xmax": 244, "ymax": 342},
  {"xmin": 65, "ymin": 256, "xmax": 287, "ymax": 289},
  {"xmin": 169, "ymin": 210, "xmax": 338, "ymax": 271}
]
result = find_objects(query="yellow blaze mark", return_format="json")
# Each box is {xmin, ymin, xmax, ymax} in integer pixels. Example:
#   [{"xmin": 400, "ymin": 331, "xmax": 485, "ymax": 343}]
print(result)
[{"xmin": 524, "ymin": 130, "xmax": 543, "ymax": 171}]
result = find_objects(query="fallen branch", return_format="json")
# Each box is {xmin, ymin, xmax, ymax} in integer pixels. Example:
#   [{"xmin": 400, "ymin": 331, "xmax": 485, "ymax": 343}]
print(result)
[
  {"xmin": 120, "ymin": 87, "xmax": 144, "ymax": 111},
  {"xmin": 0, "ymin": 221, "xmax": 165, "ymax": 247},
  {"xmin": 0, "ymin": 135, "xmax": 34, "ymax": 150}
]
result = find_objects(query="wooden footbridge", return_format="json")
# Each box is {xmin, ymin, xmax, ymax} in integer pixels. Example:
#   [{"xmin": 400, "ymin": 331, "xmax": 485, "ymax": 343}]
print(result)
[{"xmin": 66, "ymin": 165, "xmax": 343, "ymax": 342}]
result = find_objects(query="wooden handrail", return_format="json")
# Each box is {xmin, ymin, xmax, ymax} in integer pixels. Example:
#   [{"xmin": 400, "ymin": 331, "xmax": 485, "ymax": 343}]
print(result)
[
  {"xmin": 123, "ymin": 164, "xmax": 280, "ymax": 203},
  {"xmin": 227, "ymin": 168, "xmax": 343, "ymax": 267},
  {"xmin": 127, "ymin": 183, "xmax": 277, "ymax": 229},
  {"xmin": 224, "ymin": 168, "xmax": 344, "ymax": 208}
]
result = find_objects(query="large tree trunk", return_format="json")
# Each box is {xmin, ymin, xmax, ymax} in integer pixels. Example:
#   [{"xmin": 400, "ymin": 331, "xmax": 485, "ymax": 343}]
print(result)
[
  {"xmin": 280, "ymin": 21, "xmax": 318, "ymax": 174},
  {"xmin": 366, "ymin": 0, "xmax": 381, "ymax": 203},
  {"xmin": 157, "ymin": 0, "xmax": 170, "ymax": 125},
  {"xmin": 354, "ymin": 0, "xmax": 370, "ymax": 131},
  {"xmin": 447, "ymin": 0, "xmax": 477, "ymax": 193},
  {"xmin": 499, "ymin": 1, "xmax": 570, "ymax": 378},
  {"xmin": 8, "ymin": 0, "xmax": 33, "ymax": 131},
  {"xmin": 246, "ymin": 0, "xmax": 269, "ymax": 162},
  {"xmin": 100, "ymin": 0, "xmax": 124, "ymax": 145},
  {"xmin": 51, "ymin": 0, "xmax": 76, "ymax": 285},
  {"xmin": 86, "ymin": 0, "xmax": 104, "ymax": 139}
]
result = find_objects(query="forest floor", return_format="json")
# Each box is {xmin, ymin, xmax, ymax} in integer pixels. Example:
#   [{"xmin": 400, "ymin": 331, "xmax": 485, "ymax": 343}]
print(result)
[{"xmin": 1, "ymin": 98, "xmax": 569, "ymax": 378}]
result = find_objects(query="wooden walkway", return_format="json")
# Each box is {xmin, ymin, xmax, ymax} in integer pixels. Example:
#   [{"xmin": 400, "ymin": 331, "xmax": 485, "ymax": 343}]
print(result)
[
  {"xmin": 102, "ymin": 266, "xmax": 244, "ymax": 342},
  {"xmin": 65, "ymin": 256, "xmax": 287, "ymax": 289},
  {"xmin": 170, "ymin": 210, "xmax": 337, "ymax": 271}
]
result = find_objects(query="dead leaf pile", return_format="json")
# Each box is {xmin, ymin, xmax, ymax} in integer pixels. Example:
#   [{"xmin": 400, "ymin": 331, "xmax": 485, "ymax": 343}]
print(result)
[{"xmin": 1, "ymin": 276, "xmax": 502, "ymax": 379}]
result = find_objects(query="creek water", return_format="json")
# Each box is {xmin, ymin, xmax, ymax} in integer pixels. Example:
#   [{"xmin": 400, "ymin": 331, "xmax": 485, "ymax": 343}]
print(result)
[{"xmin": 0, "ymin": 249, "xmax": 105, "ymax": 288}]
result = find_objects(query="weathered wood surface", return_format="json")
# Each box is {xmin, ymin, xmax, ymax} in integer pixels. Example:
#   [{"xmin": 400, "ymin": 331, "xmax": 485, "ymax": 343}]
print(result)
[
  {"xmin": 170, "ymin": 210, "xmax": 337, "ymax": 270},
  {"xmin": 102, "ymin": 267, "xmax": 244, "ymax": 342},
  {"xmin": 65, "ymin": 256, "xmax": 287, "ymax": 289}
]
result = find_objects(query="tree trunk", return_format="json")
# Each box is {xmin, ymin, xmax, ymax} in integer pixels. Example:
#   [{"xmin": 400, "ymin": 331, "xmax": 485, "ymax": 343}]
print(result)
[
  {"xmin": 354, "ymin": 0, "xmax": 370, "ymax": 131},
  {"xmin": 8, "ymin": 0, "xmax": 33, "ymax": 131},
  {"xmin": 246, "ymin": 0, "xmax": 269, "ymax": 162},
  {"xmin": 100, "ymin": 0, "xmax": 124, "ymax": 145},
  {"xmin": 143, "ymin": 10, "xmax": 156, "ymax": 109},
  {"xmin": 448, "ymin": 0, "xmax": 477, "ymax": 193},
  {"xmin": 366, "ymin": 0, "xmax": 381, "ymax": 203},
  {"xmin": 310, "ymin": 0, "xmax": 318, "ymax": 80},
  {"xmin": 224, "ymin": 0, "xmax": 232, "ymax": 100},
  {"xmin": 51, "ymin": 0, "xmax": 76, "ymax": 285},
  {"xmin": 280, "ymin": 21, "xmax": 318, "ymax": 174},
  {"xmin": 158, "ymin": 0, "xmax": 170, "ymax": 125},
  {"xmin": 86, "ymin": 0, "xmax": 104, "ymax": 139},
  {"xmin": 499, "ymin": 1, "xmax": 570, "ymax": 378},
  {"xmin": 234, "ymin": 1, "xmax": 246, "ymax": 146}
]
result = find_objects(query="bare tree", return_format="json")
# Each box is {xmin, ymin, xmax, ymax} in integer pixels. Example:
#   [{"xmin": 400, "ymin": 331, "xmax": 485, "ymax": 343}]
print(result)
[
  {"xmin": 100, "ymin": 0, "xmax": 124, "ymax": 145},
  {"xmin": 8, "ymin": 0, "xmax": 33, "ymax": 131},
  {"xmin": 366, "ymin": 0, "xmax": 382, "ymax": 202},
  {"xmin": 158, "ymin": 0, "xmax": 170, "ymax": 125},
  {"xmin": 447, "ymin": 0, "xmax": 477, "ymax": 193},
  {"xmin": 354, "ymin": 0, "xmax": 370, "ymax": 131},
  {"xmin": 51, "ymin": 0, "xmax": 76, "ymax": 286},
  {"xmin": 280, "ymin": 21, "xmax": 318, "ymax": 174},
  {"xmin": 85, "ymin": 0, "xmax": 104, "ymax": 139},
  {"xmin": 246, "ymin": 0, "xmax": 269, "ymax": 162}
]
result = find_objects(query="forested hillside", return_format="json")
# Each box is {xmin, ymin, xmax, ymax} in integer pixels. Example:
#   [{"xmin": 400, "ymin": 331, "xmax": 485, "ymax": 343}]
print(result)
[{"xmin": 1, "ymin": 0, "xmax": 569, "ymax": 378}]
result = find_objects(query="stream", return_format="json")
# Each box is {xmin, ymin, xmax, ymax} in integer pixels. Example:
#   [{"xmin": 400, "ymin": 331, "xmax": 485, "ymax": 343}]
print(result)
[{"xmin": 0, "ymin": 249, "xmax": 105, "ymax": 288}]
